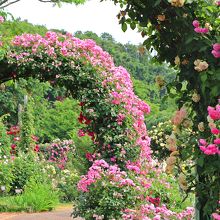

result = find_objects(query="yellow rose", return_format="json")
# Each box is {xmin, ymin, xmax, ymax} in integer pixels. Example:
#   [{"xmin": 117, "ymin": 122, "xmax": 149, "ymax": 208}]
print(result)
[
  {"xmin": 194, "ymin": 59, "xmax": 209, "ymax": 72},
  {"xmin": 174, "ymin": 56, "xmax": 180, "ymax": 65},
  {"xmin": 198, "ymin": 122, "xmax": 205, "ymax": 132},
  {"xmin": 171, "ymin": 0, "xmax": 185, "ymax": 7},
  {"xmin": 192, "ymin": 93, "xmax": 200, "ymax": 103}
]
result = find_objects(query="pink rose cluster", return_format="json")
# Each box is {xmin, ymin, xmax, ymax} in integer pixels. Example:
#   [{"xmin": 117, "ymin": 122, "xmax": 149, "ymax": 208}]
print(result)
[
  {"xmin": 77, "ymin": 160, "xmax": 127, "ymax": 192},
  {"xmin": 122, "ymin": 205, "xmax": 194, "ymax": 220},
  {"xmin": 45, "ymin": 139, "xmax": 75, "ymax": 169},
  {"xmin": 208, "ymin": 104, "xmax": 220, "ymax": 120},
  {"xmin": 192, "ymin": 20, "xmax": 209, "ymax": 34},
  {"xmin": 199, "ymin": 139, "xmax": 220, "ymax": 155},
  {"xmin": 199, "ymin": 102, "xmax": 220, "ymax": 155},
  {"xmin": 8, "ymin": 30, "xmax": 195, "ymax": 219},
  {"xmin": 212, "ymin": 43, "xmax": 220, "ymax": 59}
]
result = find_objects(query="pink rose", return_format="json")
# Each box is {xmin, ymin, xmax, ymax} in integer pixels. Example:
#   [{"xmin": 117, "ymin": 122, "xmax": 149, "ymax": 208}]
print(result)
[
  {"xmin": 211, "ymin": 128, "xmax": 220, "ymax": 135},
  {"xmin": 78, "ymin": 129, "xmax": 85, "ymax": 137},
  {"xmin": 208, "ymin": 106, "xmax": 220, "ymax": 120},
  {"xmin": 192, "ymin": 20, "xmax": 200, "ymax": 28},
  {"xmin": 199, "ymin": 139, "xmax": 207, "ymax": 146},
  {"xmin": 194, "ymin": 27, "xmax": 201, "ymax": 33},
  {"xmin": 213, "ymin": 43, "xmax": 220, "ymax": 51},
  {"xmin": 194, "ymin": 27, "xmax": 209, "ymax": 34},
  {"xmin": 212, "ymin": 50, "xmax": 220, "ymax": 58},
  {"xmin": 0, "ymin": 16, "xmax": 4, "ymax": 23},
  {"xmin": 214, "ymin": 138, "xmax": 220, "ymax": 145},
  {"xmin": 212, "ymin": 213, "xmax": 220, "ymax": 220}
]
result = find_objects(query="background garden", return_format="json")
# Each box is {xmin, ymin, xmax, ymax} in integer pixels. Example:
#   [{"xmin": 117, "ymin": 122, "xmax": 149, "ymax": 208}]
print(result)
[{"xmin": 0, "ymin": 0, "xmax": 219, "ymax": 219}]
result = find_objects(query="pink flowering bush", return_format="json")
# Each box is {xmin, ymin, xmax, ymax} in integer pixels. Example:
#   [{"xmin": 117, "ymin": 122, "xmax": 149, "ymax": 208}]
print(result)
[
  {"xmin": 73, "ymin": 160, "xmax": 194, "ymax": 219},
  {"xmin": 41, "ymin": 139, "xmax": 75, "ymax": 169}
]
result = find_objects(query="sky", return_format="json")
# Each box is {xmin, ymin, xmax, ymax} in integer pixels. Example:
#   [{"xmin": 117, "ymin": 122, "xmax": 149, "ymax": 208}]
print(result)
[{"xmin": 5, "ymin": 0, "xmax": 144, "ymax": 45}]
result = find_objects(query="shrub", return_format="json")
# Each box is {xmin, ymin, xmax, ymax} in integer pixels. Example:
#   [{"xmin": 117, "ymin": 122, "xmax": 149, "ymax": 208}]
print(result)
[
  {"xmin": 10, "ymin": 153, "xmax": 47, "ymax": 192},
  {"xmin": 0, "ymin": 153, "xmax": 48, "ymax": 194},
  {"xmin": 73, "ymin": 160, "xmax": 194, "ymax": 219},
  {"xmin": 41, "ymin": 139, "xmax": 75, "ymax": 169},
  {"xmin": 0, "ymin": 178, "xmax": 59, "ymax": 212},
  {"xmin": 57, "ymin": 168, "xmax": 80, "ymax": 202},
  {"xmin": 0, "ymin": 156, "xmax": 14, "ymax": 194}
]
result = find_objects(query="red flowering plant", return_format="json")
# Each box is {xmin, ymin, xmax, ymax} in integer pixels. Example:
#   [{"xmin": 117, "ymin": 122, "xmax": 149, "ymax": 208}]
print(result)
[
  {"xmin": 6, "ymin": 125, "xmax": 20, "ymax": 156},
  {"xmin": 6, "ymin": 125, "xmax": 40, "ymax": 156}
]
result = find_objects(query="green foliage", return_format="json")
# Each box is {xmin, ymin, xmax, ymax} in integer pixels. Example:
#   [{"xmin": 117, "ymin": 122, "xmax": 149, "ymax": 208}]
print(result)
[
  {"xmin": 0, "ymin": 179, "xmax": 59, "ymax": 212},
  {"xmin": 18, "ymin": 102, "xmax": 34, "ymax": 153},
  {"xmin": 57, "ymin": 168, "xmax": 80, "ymax": 202},
  {"xmin": 0, "ymin": 114, "xmax": 11, "ymax": 156},
  {"xmin": 0, "ymin": 157, "xmax": 14, "ymax": 194},
  {"xmin": 9, "ymin": 153, "xmax": 47, "ymax": 192},
  {"xmin": 73, "ymin": 177, "xmax": 138, "ymax": 219},
  {"xmin": 38, "ymin": 98, "xmax": 80, "ymax": 142},
  {"xmin": 150, "ymin": 173, "xmax": 194, "ymax": 213}
]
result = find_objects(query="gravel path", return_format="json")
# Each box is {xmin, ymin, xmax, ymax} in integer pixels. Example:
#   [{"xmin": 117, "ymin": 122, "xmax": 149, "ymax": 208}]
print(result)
[{"xmin": 0, "ymin": 206, "xmax": 83, "ymax": 220}]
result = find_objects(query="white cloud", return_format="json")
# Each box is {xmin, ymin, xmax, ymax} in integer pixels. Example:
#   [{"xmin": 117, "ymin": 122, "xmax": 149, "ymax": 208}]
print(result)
[{"xmin": 5, "ymin": 0, "xmax": 144, "ymax": 45}]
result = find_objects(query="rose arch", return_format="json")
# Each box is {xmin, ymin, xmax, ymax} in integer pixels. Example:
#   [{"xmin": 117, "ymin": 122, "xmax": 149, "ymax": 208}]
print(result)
[
  {"xmin": 0, "ymin": 31, "xmax": 196, "ymax": 219},
  {"xmin": 0, "ymin": 31, "xmax": 151, "ymax": 163}
]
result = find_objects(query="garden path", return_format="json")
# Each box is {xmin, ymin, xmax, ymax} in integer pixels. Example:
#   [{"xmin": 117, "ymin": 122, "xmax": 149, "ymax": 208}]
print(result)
[{"xmin": 0, "ymin": 205, "xmax": 83, "ymax": 220}]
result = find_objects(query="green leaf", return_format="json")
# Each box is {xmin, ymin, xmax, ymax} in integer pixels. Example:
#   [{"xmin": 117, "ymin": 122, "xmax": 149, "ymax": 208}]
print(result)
[
  {"xmin": 200, "ymin": 73, "xmax": 207, "ymax": 83},
  {"xmin": 197, "ymin": 157, "xmax": 204, "ymax": 167},
  {"xmin": 130, "ymin": 22, "xmax": 136, "ymax": 30},
  {"xmin": 153, "ymin": 0, "xmax": 161, "ymax": 7},
  {"xmin": 122, "ymin": 23, "xmax": 127, "ymax": 32}
]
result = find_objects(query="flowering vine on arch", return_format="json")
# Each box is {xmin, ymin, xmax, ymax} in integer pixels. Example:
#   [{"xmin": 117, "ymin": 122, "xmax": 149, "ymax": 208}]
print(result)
[
  {"xmin": 0, "ymin": 17, "xmax": 195, "ymax": 219},
  {"xmin": 1, "ymin": 30, "xmax": 151, "ymax": 164}
]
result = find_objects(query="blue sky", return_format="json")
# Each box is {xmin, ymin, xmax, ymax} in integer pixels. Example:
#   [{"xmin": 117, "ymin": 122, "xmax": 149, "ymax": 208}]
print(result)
[{"xmin": 6, "ymin": 0, "xmax": 144, "ymax": 45}]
